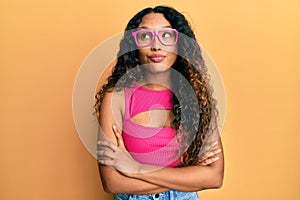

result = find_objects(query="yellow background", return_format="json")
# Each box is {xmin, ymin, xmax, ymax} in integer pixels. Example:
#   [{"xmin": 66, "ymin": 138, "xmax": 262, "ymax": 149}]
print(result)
[{"xmin": 1, "ymin": 0, "xmax": 299, "ymax": 199}]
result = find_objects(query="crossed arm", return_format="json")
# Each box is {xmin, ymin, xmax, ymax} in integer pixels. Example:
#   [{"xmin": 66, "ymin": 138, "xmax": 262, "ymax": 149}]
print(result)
[{"xmin": 97, "ymin": 92, "xmax": 224, "ymax": 194}]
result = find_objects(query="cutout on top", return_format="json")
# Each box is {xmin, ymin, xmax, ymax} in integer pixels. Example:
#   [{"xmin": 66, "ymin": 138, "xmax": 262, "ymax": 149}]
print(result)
[{"xmin": 131, "ymin": 109, "xmax": 174, "ymax": 128}]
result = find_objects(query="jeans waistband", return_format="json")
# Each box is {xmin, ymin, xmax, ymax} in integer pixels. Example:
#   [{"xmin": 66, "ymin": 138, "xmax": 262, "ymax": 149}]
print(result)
[{"xmin": 114, "ymin": 190, "xmax": 198, "ymax": 200}]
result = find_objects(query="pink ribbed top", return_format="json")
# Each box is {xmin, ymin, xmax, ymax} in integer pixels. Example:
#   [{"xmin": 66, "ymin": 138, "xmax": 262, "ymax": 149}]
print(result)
[{"xmin": 122, "ymin": 83, "xmax": 180, "ymax": 167}]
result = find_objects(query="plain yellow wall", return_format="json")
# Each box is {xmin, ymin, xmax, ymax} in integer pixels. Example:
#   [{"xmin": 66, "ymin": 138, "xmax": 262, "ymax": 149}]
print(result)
[{"xmin": 1, "ymin": 0, "xmax": 299, "ymax": 199}]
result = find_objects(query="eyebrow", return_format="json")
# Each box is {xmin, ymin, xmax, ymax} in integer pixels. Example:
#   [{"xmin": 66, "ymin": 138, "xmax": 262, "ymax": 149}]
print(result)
[{"xmin": 138, "ymin": 25, "xmax": 172, "ymax": 29}]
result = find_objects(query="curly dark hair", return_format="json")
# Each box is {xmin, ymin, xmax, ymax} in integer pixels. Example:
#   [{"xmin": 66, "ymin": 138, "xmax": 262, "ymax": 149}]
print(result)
[{"xmin": 94, "ymin": 5, "xmax": 219, "ymax": 166}]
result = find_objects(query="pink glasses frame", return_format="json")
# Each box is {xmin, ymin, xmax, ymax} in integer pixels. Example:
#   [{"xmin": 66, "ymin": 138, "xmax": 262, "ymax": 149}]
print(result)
[{"xmin": 131, "ymin": 28, "xmax": 179, "ymax": 48}]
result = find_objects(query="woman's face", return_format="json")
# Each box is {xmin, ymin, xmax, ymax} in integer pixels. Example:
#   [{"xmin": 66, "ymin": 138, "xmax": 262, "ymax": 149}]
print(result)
[{"xmin": 136, "ymin": 13, "xmax": 178, "ymax": 73}]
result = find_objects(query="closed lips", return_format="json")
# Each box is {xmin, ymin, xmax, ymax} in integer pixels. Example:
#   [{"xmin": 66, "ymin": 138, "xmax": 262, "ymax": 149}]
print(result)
[{"xmin": 149, "ymin": 54, "xmax": 165, "ymax": 62}]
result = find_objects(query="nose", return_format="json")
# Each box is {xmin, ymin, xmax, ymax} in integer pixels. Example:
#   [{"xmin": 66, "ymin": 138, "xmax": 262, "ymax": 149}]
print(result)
[{"xmin": 150, "ymin": 35, "xmax": 162, "ymax": 51}]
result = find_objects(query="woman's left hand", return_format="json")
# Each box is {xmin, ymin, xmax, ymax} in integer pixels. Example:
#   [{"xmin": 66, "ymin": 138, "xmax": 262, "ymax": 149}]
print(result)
[
  {"xmin": 97, "ymin": 125, "xmax": 143, "ymax": 175},
  {"xmin": 197, "ymin": 141, "xmax": 222, "ymax": 166}
]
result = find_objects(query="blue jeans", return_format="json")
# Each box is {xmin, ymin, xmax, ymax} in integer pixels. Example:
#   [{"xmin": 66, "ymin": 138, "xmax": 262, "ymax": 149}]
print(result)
[{"xmin": 114, "ymin": 190, "xmax": 198, "ymax": 200}]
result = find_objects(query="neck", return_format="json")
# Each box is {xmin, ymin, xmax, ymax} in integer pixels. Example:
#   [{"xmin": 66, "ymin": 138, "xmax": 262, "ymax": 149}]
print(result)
[{"xmin": 142, "ymin": 70, "xmax": 171, "ymax": 90}]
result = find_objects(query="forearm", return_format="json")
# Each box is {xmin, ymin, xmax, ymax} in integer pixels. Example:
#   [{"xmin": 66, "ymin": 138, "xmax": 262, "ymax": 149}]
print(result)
[
  {"xmin": 128, "ymin": 160, "xmax": 224, "ymax": 192},
  {"xmin": 98, "ymin": 132, "xmax": 224, "ymax": 193},
  {"xmin": 99, "ymin": 165, "xmax": 170, "ymax": 194}
]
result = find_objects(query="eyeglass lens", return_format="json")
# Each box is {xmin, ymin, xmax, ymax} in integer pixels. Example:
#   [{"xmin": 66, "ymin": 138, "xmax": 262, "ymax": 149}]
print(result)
[{"xmin": 135, "ymin": 29, "xmax": 177, "ymax": 47}]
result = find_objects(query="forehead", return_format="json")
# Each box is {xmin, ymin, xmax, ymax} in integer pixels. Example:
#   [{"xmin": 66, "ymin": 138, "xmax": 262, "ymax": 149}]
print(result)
[{"xmin": 138, "ymin": 13, "xmax": 171, "ymax": 28}]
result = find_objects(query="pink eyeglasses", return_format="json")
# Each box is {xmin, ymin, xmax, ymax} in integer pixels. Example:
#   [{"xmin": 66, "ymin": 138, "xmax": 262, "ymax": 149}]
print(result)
[{"xmin": 132, "ymin": 28, "xmax": 178, "ymax": 48}]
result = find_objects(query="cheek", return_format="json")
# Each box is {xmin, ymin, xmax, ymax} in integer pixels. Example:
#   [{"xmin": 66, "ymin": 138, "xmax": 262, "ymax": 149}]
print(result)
[
  {"xmin": 166, "ymin": 46, "xmax": 178, "ymax": 62},
  {"xmin": 138, "ymin": 49, "xmax": 149, "ymax": 64},
  {"xmin": 167, "ymin": 46, "xmax": 178, "ymax": 63},
  {"xmin": 168, "ymin": 53, "xmax": 178, "ymax": 66}
]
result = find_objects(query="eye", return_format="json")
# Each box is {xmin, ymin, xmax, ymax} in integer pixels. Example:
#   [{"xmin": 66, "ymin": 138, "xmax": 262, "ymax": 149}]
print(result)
[
  {"xmin": 138, "ymin": 32, "xmax": 152, "ymax": 40},
  {"xmin": 162, "ymin": 32, "xmax": 172, "ymax": 38}
]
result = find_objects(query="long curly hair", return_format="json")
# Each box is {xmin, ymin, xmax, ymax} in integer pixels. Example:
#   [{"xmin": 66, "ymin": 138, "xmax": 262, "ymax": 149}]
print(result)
[{"xmin": 94, "ymin": 6, "xmax": 219, "ymax": 166}]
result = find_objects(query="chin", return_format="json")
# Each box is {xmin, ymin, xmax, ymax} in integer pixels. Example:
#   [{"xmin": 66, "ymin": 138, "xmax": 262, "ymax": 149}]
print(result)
[{"xmin": 142, "ymin": 62, "xmax": 172, "ymax": 73}]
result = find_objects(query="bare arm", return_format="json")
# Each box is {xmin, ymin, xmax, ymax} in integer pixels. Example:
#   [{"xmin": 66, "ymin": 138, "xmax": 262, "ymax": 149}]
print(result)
[
  {"xmin": 100, "ymin": 136, "xmax": 224, "ymax": 192},
  {"xmin": 98, "ymin": 91, "xmax": 224, "ymax": 193},
  {"xmin": 99, "ymin": 165, "xmax": 170, "ymax": 194},
  {"xmin": 128, "ymin": 138, "xmax": 224, "ymax": 192},
  {"xmin": 97, "ymin": 91, "xmax": 169, "ymax": 194}
]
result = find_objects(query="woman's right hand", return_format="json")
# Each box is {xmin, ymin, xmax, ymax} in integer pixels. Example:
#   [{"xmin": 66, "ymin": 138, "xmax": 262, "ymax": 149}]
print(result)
[{"xmin": 97, "ymin": 125, "xmax": 152, "ymax": 175}]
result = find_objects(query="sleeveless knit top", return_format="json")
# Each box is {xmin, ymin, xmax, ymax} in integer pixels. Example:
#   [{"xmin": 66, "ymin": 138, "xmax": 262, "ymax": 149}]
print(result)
[{"xmin": 122, "ymin": 83, "xmax": 181, "ymax": 167}]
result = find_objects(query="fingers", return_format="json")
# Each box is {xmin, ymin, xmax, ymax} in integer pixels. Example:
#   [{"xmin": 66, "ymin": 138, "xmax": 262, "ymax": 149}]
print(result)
[
  {"xmin": 97, "ymin": 140, "xmax": 118, "ymax": 152},
  {"xmin": 211, "ymin": 140, "xmax": 219, "ymax": 148},
  {"xmin": 199, "ymin": 140, "xmax": 218, "ymax": 157},
  {"xmin": 200, "ymin": 148, "xmax": 222, "ymax": 161},
  {"xmin": 97, "ymin": 149, "xmax": 115, "ymax": 160},
  {"xmin": 97, "ymin": 158, "xmax": 115, "ymax": 167},
  {"xmin": 97, "ymin": 148, "xmax": 117, "ymax": 167},
  {"xmin": 97, "ymin": 124, "xmax": 124, "ymax": 164},
  {"xmin": 199, "ymin": 140, "xmax": 219, "ymax": 159},
  {"xmin": 96, "ymin": 141, "xmax": 120, "ymax": 165},
  {"xmin": 112, "ymin": 124, "xmax": 125, "ymax": 149},
  {"xmin": 198, "ymin": 140, "xmax": 222, "ymax": 166},
  {"xmin": 207, "ymin": 140, "xmax": 219, "ymax": 152},
  {"xmin": 198, "ymin": 156, "xmax": 220, "ymax": 166}
]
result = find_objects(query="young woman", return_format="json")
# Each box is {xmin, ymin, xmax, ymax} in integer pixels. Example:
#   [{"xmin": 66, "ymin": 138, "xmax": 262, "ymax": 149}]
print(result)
[{"xmin": 95, "ymin": 6, "xmax": 224, "ymax": 200}]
